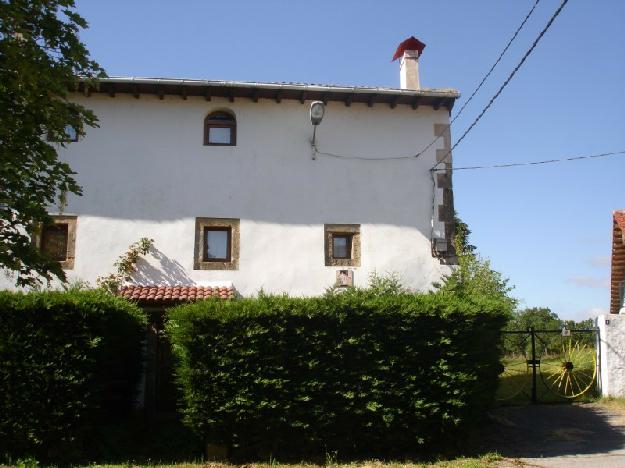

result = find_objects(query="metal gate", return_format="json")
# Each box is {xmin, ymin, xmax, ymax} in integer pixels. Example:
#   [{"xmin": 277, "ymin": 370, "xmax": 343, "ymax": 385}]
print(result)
[{"xmin": 497, "ymin": 327, "xmax": 599, "ymax": 403}]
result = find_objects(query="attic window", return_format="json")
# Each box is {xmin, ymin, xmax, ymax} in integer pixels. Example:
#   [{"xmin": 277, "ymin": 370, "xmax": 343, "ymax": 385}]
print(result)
[{"xmin": 204, "ymin": 111, "xmax": 236, "ymax": 146}]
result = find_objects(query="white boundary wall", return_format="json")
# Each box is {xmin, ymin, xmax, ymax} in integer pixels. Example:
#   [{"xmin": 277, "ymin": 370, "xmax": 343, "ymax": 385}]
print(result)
[{"xmin": 597, "ymin": 314, "xmax": 625, "ymax": 397}]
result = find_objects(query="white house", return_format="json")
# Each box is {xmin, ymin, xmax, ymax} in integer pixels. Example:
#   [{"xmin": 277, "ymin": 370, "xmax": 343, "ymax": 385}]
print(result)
[{"xmin": 3, "ymin": 38, "xmax": 460, "ymax": 301}]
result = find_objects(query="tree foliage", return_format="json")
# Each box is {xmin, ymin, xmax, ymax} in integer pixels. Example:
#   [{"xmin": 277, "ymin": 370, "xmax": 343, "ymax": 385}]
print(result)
[
  {"xmin": 504, "ymin": 306, "xmax": 595, "ymax": 356},
  {"xmin": 96, "ymin": 237, "xmax": 154, "ymax": 294},
  {"xmin": 0, "ymin": 0, "xmax": 104, "ymax": 286},
  {"xmin": 437, "ymin": 215, "xmax": 516, "ymax": 315}
]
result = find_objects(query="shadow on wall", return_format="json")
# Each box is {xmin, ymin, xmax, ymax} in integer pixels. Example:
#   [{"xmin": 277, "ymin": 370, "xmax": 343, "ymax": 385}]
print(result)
[{"xmin": 131, "ymin": 247, "xmax": 194, "ymax": 285}]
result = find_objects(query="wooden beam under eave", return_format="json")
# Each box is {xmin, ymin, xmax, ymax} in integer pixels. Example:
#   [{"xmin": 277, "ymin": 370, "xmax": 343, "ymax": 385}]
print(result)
[
  {"xmin": 367, "ymin": 95, "xmax": 376, "ymax": 108},
  {"xmin": 344, "ymin": 95, "xmax": 352, "ymax": 107},
  {"xmin": 299, "ymin": 91, "xmax": 307, "ymax": 104},
  {"xmin": 411, "ymin": 97, "xmax": 420, "ymax": 110},
  {"xmin": 228, "ymin": 91, "xmax": 235, "ymax": 103},
  {"xmin": 433, "ymin": 98, "xmax": 444, "ymax": 110},
  {"xmin": 390, "ymin": 96, "xmax": 399, "ymax": 109},
  {"xmin": 133, "ymin": 85, "xmax": 140, "ymax": 99},
  {"xmin": 108, "ymin": 86, "xmax": 115, "ymax": 98},
  {"xmin": 251, "ymin": 90, "xmax": 259, "ymax": 103},
  {"xmin": 157, "ymin": 87, "xmax": 164, "ymax": 100},
  {"xmin": 275, "ymin": 91, "xmax": 282, "ymax": 103},
  {"xmin": 204, "ymin": 89, "xmax": 211, "ymax": 101},
  {"xmin": 181, "ymin": 87, "xmax": 187, "ymax": 100}
]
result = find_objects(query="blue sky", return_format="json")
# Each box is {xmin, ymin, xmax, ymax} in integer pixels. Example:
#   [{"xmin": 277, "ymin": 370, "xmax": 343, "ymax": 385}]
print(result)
[{"xmin": 75, "ymin": 0, "xmax": 625, "ymax": 320}]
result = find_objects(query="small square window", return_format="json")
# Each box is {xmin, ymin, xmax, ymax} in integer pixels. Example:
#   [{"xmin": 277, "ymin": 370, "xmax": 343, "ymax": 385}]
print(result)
[
  {"xmin": 194, "ymin": 218, "xmax": 240, "ymax": 270},
  {"xmin": 332, "ymin": 235, "xmax": 352, "ymax": 259},
  {"xmin": 41, "ymin": 223, "xmax": 69, "ymax": 261},
  {"xmin": 203, "ymin": 227, "xmax": 231, "ymax": 262},
  {"xmin": 325, "ymin": 224, "xmax": 361, "ymax": 267},
  {"xmin": 34, "ymin": 215, "xmax": 77, "ymax": 269}
]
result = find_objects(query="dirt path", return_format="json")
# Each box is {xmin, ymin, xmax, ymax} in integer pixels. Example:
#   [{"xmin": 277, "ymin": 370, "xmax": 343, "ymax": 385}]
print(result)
[{"xmin": 475, "ymin": 403, "xmax": 625, "ymax": 467}]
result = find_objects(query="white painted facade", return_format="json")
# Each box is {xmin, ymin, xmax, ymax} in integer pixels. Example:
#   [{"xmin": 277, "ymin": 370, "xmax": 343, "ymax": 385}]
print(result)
[
  {"xmin": 597, "ymin": 314, "xmax": 625, "ymax": 397},
  {"xmin": 2, "ymin": 87, "xmax": 456, "ymax": 296}
]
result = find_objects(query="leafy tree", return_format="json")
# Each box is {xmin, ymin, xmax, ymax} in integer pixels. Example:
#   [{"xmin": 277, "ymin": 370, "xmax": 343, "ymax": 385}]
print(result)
[
  {"xmin": 0, "ymin": 0, "xmax": 104, "ymax": 286},
  {"xmin": 505, "ymin": 307, "xmax": 562, "ymax": 356},
  {"xmin": 504, "ymin": 307, "xmax": 596, "ymax": 356},
  {"xmin": 508, "ymin": 306, "xmax": 562, "ymax": 331},
  {"xmin": 436, "ymin": 214, "xmax": 516, "ymax": 315}
]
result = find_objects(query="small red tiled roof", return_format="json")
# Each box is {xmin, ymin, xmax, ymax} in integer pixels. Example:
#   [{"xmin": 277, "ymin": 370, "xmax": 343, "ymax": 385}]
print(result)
[
  {"xmin": 615, "ymin": 210, "xmax": 625, "ymax": 232},
  {"xmin": 610, "ymin": 211, "xmax": 625, "ymax": 314},
  {"xmin": 119, "ymin": 285, "xmax": 235, "ymax": 304}
]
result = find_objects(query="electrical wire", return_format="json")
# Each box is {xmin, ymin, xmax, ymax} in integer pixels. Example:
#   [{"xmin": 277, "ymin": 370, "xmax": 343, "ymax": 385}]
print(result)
[
  {"xmin": 312, "ymin": 144, "xmax": 416, "ymax": 161},
  {"xmin": 431, "ymin": 150, "xmax": 625, "ymax": 172},
  {"xmin": 314, "ymin": 0, "xmax": 547, "ymax": 163},
  {"xmin": 418, "ymin": 0, "xmax": 542, "ymax": 161},
  {"xmin": 433, "ymin": 0, "xmax": 570, "ymax": 170}
]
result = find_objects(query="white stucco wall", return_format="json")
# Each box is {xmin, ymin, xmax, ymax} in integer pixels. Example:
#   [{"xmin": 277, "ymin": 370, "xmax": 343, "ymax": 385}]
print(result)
[
  {"xmin": 1, "ymin": 93, "xmax": 453, "ymax": 296},
  {"xmin": 597, "ymin": 314, "xmax": 625, "ymax": 397}
]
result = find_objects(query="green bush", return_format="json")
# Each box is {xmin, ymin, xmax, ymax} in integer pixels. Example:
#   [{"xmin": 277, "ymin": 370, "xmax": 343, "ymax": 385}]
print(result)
[
  {"xmin": 0, "ymin": 290, "xmax": 146, "ymax": 463},
  {"xmin": 167, "ymin": 291, "xmax": 508, "ymax": 459}
]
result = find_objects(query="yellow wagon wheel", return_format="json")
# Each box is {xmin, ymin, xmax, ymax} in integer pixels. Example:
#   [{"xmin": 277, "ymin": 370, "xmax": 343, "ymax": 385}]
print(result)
[
  {"xmin": 496, "ymin": 357, "xmax": 530, "ymax": 401},
  {"xmin": 540, "ymin": 339, "xmax": 596, "ymax": 399}
]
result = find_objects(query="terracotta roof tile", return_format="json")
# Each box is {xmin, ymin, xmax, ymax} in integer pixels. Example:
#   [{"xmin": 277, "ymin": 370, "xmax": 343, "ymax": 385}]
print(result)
[
  {"xmin": 615, "ymin": 210, "xmax": 625, "ymax": 233},
  {"xmin": 119, "ymin": 285, "xmax": 236, "ymax": 304},
  {"xmin": 610, "ymin": 211, "xmax": 625, "ymax": 314}
]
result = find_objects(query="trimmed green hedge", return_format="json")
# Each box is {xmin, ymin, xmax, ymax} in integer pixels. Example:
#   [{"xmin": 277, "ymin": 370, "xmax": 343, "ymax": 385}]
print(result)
[
  {"xmin": 0, "ymin": 290, "xmax": 146, "ymax": 463},
  {"xmin": 167, "ymin": 292, "xmax": 508, "ymax": 459}
]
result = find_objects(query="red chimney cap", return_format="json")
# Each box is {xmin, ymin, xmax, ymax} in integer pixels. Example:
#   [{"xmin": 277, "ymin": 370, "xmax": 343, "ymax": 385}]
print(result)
[{"xmin": 392, "ymin": 36, "xmax": 426, "ymax": 61}]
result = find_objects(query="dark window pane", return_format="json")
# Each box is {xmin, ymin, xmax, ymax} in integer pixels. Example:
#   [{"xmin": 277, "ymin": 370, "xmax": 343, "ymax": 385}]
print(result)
[
  {"xmin": 41, "ymin": 224, "xmax": 68, "ymax": 261},
  {"xmin": 332, "ymin": 235, "xmax": 351, "ymax": 259},
  {"xmin": 204, "ymin": 228, "xmax": 230, "ymax": 261},
  {"xmin": 208, "ymin": 112, "xmax": 235, "ymax": 122},
  {"xmin": 208, "ymin": 127, "xmax": 231, "ymax": 144}
]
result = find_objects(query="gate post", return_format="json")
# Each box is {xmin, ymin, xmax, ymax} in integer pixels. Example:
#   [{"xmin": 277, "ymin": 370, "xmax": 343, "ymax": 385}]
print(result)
[
  {"xmin": 530, "ymin": 327, "xmax": 537, "ymax": 404},
  {"xmin": 597, "ymin": 314, "xmax": 625, "ymax": 397}
]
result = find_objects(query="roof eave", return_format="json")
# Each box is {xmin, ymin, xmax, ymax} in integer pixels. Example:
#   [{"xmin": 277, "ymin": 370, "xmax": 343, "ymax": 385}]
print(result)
[{"xmin": 78, "ymin": 77, "xmax": 460, "ymax": 111}]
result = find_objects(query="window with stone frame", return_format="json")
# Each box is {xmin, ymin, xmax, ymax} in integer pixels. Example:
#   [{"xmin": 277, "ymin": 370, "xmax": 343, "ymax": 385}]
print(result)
[
  {"xmin": 194, "ymin": 218, "xmax": 240, "ymax": 270},
  {"xmin": 324, "ymin": 224, "xmax": 361, "ymax": 267},
  {"xmin": 34, "ymin": 215, "xmax": 77, "ymax": 269}
]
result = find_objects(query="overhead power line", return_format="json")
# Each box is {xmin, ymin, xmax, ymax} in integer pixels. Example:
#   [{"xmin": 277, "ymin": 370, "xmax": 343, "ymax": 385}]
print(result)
[
  {"xmin": 313, "ymin": 0, "xmax": 568, "ymax": 165},
  {"xmin": 431, "ymin": 150, "xmax": 625, "ymax": 172},
  {"xmin": 417, "ymin": 0, "xmax": 542, "ymax": 160},
  {"xmin": 433, "ymin": 0, "xmax": 570, "ymax": 169},
  {"xmin": 451, "ymin": 0, "xmax": 541, "ymax": 124},
  {"xmin": 314, "ymin": 0, "xmax": 565, "ymax": 164}
]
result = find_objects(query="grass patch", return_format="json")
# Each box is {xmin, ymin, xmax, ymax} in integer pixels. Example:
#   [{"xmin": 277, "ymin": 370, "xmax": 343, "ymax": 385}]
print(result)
[
  {"xmin": 82, "ymin": 451, "xmax": 502, "ymax": 467},
  {"xmin": 597, "ymin": 397, "xmax": 625, "ymax": 413},
  {"xmin": 495, "ymin": 351, "xmax": 598, "ymax": 405}
]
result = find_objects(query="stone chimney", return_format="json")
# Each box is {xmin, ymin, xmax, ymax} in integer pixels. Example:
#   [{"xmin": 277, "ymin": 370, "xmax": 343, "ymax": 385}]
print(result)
[{"xmin": 393, "ymin": 36, "xmax": 426, "ymax": 90}]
